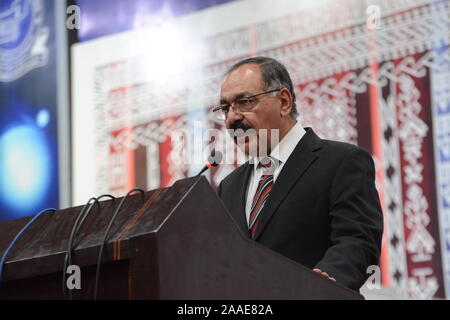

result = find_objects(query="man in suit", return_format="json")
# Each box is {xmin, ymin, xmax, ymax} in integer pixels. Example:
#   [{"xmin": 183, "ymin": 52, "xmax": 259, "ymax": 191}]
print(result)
[{"xmin": 215, "ymin": 57, "xmax": 383, "ymax": 291}]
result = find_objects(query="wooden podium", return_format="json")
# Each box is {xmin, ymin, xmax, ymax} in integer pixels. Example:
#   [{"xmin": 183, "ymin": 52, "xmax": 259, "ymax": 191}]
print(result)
[{"xmin": 0, "ymin": 177, "xmax": 363, "ymax": 300}]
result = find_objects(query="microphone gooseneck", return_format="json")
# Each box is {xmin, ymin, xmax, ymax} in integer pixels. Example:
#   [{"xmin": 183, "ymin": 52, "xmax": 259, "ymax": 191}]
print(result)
[{"xmin": 196, "ymin": 151, "xmax": 223, "ymax": 176}]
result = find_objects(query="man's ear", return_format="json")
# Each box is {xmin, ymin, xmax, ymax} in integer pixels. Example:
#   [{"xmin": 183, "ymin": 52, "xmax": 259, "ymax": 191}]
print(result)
[{"xmin": 279, "ymin": 88, "xmax": 293, "ymax": 117}]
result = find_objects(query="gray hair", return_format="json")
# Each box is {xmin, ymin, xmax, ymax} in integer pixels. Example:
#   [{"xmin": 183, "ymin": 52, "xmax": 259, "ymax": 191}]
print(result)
[{"xmin": 225, "ymin": 56, "xmax": 298, "ymax": 117}]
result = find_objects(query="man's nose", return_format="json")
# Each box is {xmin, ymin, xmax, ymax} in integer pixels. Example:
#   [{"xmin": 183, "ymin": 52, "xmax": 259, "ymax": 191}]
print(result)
[{"xmin": 226, "ymin": 107, "xmax": 244, "ymax": 126}]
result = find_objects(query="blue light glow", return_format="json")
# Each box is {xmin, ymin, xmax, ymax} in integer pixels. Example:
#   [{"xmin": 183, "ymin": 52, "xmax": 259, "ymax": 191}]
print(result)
[
  {"xmin": 0, "ymin": 125, "xmax": 51, "ymax": 213},
  {"xmin": 36, "ymin": 109, "xmax": 50, "ymax": 128}
]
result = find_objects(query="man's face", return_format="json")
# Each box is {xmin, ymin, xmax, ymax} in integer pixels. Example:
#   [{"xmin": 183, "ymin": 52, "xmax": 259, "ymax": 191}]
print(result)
[{"xmin": 220, "ymin": 64, "xmax": 282, "ymax": 156}]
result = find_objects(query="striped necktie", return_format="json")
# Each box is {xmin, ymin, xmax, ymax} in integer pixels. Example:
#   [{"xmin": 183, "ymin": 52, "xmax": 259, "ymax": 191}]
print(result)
[{"xmin": 248, "ymin": 157, "xmax": 275, "ymax": 238}]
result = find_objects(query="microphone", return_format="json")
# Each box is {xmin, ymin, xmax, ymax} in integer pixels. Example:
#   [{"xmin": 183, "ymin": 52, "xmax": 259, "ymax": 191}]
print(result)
[{"xmin": 196, "ymin": 151, "xmax": 223, "ymax": 176}]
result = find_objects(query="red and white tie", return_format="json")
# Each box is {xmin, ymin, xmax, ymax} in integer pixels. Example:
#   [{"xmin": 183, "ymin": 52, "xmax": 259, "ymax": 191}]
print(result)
[{"xmin": 248, "ymin": 158, "xmax": 275, "ymax": 238}]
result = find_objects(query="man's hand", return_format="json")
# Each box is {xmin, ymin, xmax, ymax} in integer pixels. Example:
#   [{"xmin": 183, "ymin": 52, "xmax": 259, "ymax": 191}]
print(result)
[{"xmin": 313, "ymin": 268, "xmax": 336, "ymax": 282}]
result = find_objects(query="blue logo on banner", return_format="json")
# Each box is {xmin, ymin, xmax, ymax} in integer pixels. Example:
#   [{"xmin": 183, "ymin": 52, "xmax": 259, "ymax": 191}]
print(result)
[{"xmin": 0, "ymin": 0, "xmax": 49, "ymax": 82}]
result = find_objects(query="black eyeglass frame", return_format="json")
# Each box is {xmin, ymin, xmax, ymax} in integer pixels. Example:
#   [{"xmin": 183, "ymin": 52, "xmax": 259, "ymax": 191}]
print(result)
[{"xmin": 212, "ymin": 88, "xmax": 283, "ymax": 117}]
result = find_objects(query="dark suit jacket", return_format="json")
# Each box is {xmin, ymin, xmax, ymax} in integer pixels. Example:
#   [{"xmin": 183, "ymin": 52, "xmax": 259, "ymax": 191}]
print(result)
[{"xmin": 217, "ymin": 127, "xmax": 383, "ymax": 291}]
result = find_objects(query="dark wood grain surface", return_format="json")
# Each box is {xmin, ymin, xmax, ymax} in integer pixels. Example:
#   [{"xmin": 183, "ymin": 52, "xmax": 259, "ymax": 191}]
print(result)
[{"xmin": 0, "ymin": 177, "xmax": 363, "ymax": 300}]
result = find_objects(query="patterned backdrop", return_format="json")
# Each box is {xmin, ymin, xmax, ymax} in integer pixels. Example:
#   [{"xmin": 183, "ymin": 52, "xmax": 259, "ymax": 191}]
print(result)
[{"xmin": 73, "ymin": 0, "xmax": 450, "ymax": 299}]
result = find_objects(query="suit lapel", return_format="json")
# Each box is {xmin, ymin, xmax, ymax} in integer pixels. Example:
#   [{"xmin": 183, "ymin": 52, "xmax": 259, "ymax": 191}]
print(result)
[
  {"xmin": 229, "ymin": 163, "xmax": 253, "ymax": 235},
  {"xmin": 253, "ymin": 128, "xmax": 323, "ymax": 241}
]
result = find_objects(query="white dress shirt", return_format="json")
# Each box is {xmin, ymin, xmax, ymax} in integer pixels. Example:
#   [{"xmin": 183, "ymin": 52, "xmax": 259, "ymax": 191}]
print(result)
[{"xmin": 245, "ymin": 122, "xmax": 306, "ymax": 225}]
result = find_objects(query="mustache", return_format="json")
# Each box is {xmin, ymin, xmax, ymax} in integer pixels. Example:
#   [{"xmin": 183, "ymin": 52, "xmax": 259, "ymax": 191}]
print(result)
[{"xmin": 230, "ymin": 121, "xmax": 253, "ymax": 131}]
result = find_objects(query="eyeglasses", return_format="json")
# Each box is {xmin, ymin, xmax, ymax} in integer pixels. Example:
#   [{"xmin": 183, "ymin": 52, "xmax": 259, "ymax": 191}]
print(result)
[{"xmin": 212, "ymin": 88, "xmax": 282, "ymax": 120}]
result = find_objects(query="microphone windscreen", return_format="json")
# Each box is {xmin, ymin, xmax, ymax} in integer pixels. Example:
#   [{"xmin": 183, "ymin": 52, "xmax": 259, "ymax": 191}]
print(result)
[{"xmin": 208, "ymin": 150, "xmax": 223, "ymax": 166}]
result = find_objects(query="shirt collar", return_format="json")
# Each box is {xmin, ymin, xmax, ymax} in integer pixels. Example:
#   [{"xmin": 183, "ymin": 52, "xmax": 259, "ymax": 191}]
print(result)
[{"xmin": 252, "ymin": 121, "xmax": 306, "ymax": 171}]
